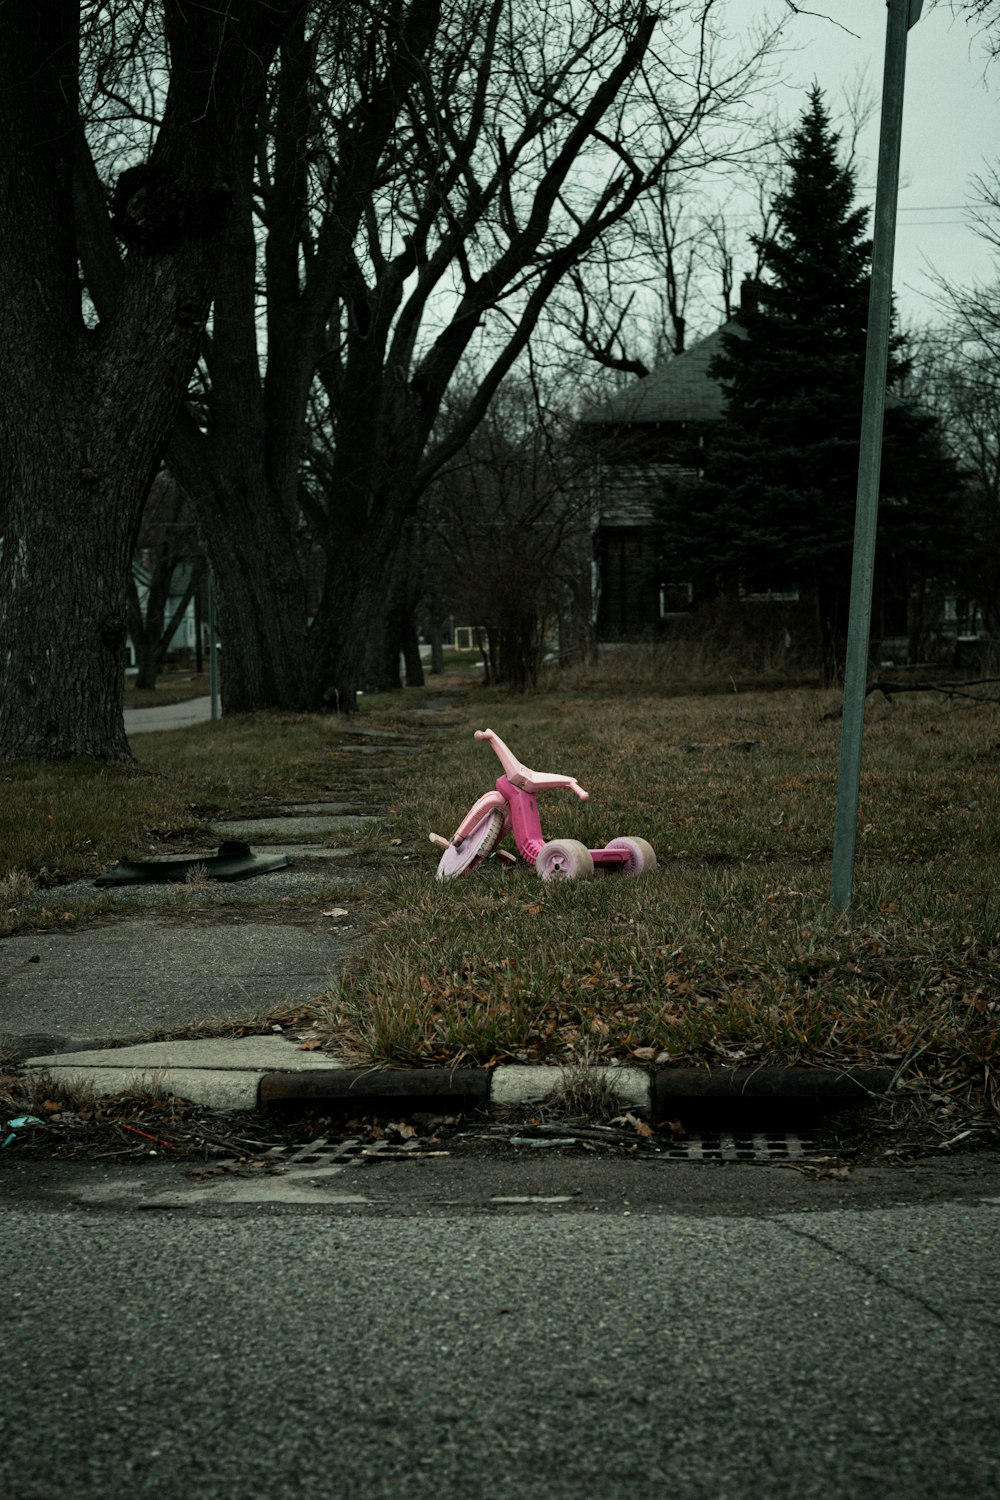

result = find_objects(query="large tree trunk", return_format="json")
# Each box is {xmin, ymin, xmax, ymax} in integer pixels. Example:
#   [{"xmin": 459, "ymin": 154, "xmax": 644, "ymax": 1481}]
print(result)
[
  {"xmin": 313, "ymin": 518, "xmax": 411, "ymax": 709},
  {"xmin": 310, "ymin": 371, "xmax": 425, "ymax": 707},
  {"xmin": 0, "ymin": 0, "xmax": 302, "ymax": 761},
  {"xmin": 2, "ymin": 431, "xmax": 139, "ymax": 760},
  {"xmin": 0, "ymin": 7, "xmax": 122, "ymax": 758},
  {"xmin": 167, "ymin": 418, "xmax": 314, "ymax": 715},
  {"xmin": 202, "ymin": 490, "xmax": 313, "ymax": 712},
  {"xmin": 162, "ymin": 39, "xmax": 317, "ymax": 716},
  {"xmin": 360, "ymin": 526, "xmax": 426, "ymax": 692}
]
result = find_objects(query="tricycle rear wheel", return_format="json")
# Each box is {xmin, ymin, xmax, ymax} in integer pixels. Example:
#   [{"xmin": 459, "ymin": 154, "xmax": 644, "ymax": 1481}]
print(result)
[
  {"xmin": 604, "ymin": 836, "xmax": 657, "ymax": 875},
  {"xmin": 535, "ymin": 839, "xmax": 594, "ymax": 881}
]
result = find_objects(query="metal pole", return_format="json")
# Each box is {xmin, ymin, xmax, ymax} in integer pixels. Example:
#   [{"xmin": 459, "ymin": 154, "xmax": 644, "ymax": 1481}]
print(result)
[
  {"xmin": 207, "ymin": 567, "xmax": 219, "ymax": 721},
  {"xmin": 830, "ymin": 0, "xmax": 922, "ymax": 916}
]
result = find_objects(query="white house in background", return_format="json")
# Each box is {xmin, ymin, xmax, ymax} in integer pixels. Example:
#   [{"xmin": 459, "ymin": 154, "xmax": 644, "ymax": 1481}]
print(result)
[{"xmin": 124, "ymin": 559, "xmax": 201, "ymax": 672}]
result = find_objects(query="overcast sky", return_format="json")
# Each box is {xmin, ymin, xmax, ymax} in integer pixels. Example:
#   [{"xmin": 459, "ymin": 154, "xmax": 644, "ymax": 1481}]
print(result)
[{"xmin": 737, "ymin": 0, "xmax": 998, "ymax": 325}]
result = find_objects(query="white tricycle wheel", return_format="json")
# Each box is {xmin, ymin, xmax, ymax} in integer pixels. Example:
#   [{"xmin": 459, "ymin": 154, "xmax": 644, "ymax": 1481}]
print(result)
[
  {"xmin": 436, "ymin": 810, "xmax": 504, "ymax": 880},
  {"xmin": 535, "ymin": 838, "xmax": 594, "ymax": 881},
  {"xmin": 604, "ymin": 836, "xmax": 657, "ymax": 875}
]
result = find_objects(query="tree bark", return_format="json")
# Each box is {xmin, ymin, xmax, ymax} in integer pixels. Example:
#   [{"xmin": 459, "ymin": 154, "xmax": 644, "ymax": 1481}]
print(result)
[
  {"xmin": 0, "ymin": 0, "xmax": 303, "ymax": 760},
  {"xmin": 3, "ymin": 441, "xmax": 139, "ymax": 760},
  {"xmin": 402, "ymin": 622, "xmax": 425, "ymax": 687},
  {"xmin": 313, "ymin": 521, "xmax": 409, "ymax": 708}
]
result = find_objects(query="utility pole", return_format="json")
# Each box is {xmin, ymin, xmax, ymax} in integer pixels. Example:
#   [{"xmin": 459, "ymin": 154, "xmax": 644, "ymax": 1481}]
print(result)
[
  {"xmin": 208, "ymin": 567, "xmax": 220, "ymax": 721},
  {"xmin": 830, "ymin": 0, "xmax": 923, "ymax": 916}
]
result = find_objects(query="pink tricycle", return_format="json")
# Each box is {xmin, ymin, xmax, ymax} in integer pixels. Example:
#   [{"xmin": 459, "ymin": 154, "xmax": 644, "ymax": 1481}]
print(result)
[{"xmin": 429, "ymin": 728, "xmax": 656, "ymax": 881}]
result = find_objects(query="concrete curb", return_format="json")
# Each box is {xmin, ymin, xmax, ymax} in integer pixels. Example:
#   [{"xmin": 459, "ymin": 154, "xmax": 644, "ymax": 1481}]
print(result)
[
  {"xmin": 17, "ymin": 1034, "xmax": 893, "ymax": 1116},
  {"xmin": 18, "ymin": 1036, "xmax": 349, "ymax": 1113},
  {"xmin": 259, "ymin": 1063, "xmax": 892, "ymax": 1116}
]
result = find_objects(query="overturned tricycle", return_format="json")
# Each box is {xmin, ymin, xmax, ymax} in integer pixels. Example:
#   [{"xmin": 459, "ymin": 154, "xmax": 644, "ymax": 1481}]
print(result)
[{"xmin": 430, "ymin": 728, "xmax": 656, "ymax": 881}]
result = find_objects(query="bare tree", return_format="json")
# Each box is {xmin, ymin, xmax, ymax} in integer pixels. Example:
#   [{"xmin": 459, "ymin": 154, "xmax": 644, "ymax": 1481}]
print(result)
[
  {"xmin": 4, "ymin": 0, "xmax": 776, "ymax": 750},
  {"xmin": 127, "ymin": 474, "xmax": 205, "ymax": 690},
  {"xmin": 548, "ymin": 70, "xmax": 880, "ymax": 384},
  {"xmin": 949, "ymin": 0, "xmax": 1000, "ymax": 56},
  {"xmin": 173, "ymin": 0, "xmax": 779, "ymax": 710},
  {"xmin": 910, "ymin": 320, "xmax": 1000, "ymax": 643},
  {"xmin": 0, "ymin": 0, "xmax": 303, "ymax": 761},
  {"xmin": 422, "ymin": 373, "xmax": 594, "ymax": 690},
  {"xmin": 918, "ymin": 159, "xmax": 1000, "ymax": 642}
]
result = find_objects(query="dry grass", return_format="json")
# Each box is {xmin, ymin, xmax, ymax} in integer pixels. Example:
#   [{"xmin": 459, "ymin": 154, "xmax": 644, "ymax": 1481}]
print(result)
[
  {"xmin": 3, "ymin": 656, "xmax": 997, "ymax": 1120},
  {"xmin": 0, "ymin": 712, "xmax": 376, "ymax": 931},
  {"xmin": 541, "ymin": 1044, "xmax": 641, "ymax": 1122},
  {"xmin": 316, "ymin": 673, "xmax": 1000, "ymax": 1117},
  {"xmin": 0, "ymin": 869, "xmax": 35, "ymax": 906}
]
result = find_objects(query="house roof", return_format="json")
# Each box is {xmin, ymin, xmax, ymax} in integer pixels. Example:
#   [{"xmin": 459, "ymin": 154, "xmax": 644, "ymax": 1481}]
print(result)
[{"xmin": 580, "ymin": 324, "xmax": 738, "ymax": 427}]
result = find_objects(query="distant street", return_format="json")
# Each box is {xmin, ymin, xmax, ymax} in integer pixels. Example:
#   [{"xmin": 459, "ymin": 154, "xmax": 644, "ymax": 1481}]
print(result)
[
  {"xmin": 124, "ymin": 695, "xmax": 217, "ymax": 736},
  {"xmin": 3, "ymin": 1154, "xmax": 999, "ymax": 1500}
]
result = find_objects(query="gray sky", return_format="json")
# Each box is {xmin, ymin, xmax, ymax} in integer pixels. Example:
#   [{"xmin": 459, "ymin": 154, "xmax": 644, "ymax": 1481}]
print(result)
[{"xmin": 742, "ymin": 0, "xmax": 998, "ymax": 324}]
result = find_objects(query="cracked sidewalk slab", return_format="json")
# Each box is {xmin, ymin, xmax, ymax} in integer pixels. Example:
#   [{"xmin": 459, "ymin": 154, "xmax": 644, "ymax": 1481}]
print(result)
[
  {"xmin": 22, "ymin": 1034, "xmax": 349, "ymax": 1111},
  {"xmin": 0, "ymin": 919, "xmax": 352, "ymax": 1045}
]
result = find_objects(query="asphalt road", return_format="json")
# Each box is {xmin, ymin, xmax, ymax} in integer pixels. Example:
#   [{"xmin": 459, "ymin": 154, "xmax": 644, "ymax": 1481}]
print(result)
[{"xmin": 3, "ymin": 1155, "xmax": 999, "ymax": 1500}]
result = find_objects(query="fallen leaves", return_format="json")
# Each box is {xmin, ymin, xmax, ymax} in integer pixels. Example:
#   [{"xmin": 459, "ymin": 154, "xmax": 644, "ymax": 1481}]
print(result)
[{"xmin": 610, "ymin": 1112, "xmax": 653, "ymax": 1138}]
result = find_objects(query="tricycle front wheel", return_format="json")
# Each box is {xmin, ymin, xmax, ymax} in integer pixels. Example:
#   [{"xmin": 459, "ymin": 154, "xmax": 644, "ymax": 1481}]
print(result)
[{"xmin": 436, "ymin": 809, "xmax": 504, "ymax": 879}]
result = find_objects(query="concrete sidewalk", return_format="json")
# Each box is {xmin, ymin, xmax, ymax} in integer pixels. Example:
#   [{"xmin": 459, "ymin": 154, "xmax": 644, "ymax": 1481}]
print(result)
[
  {"xmin": 4, "ymin": 903, "xmax": 891, "ymax": 1119},
  {"xmin": 3, "ymin": 863, "xmax": 891, "ymax": 1119},
  {"xmin": 3, "ymin": 713, "xmax": 391, "ymax": 1105},
  {"xmin": 3, "ymin": 886, "xmax": 889, "ymax": 1119},
  {"xmin": 1, "ymin": 916, "xmax": 359, "ymax": 1056},
  {"xmin": 123, "ymin": 694, "xmax": 218, "ymax": 735}
]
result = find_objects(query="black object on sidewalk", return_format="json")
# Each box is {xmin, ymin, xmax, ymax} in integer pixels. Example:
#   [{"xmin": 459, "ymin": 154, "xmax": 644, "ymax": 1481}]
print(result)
[{"xmin": 94, "ymin": 841, "xmax": 294, "ymax": 887}]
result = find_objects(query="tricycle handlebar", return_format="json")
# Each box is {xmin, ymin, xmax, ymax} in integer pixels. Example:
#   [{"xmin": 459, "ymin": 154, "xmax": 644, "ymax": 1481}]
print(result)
[{"xmin": 474, "ymin": 728, "xmax": 589, "ymax": 801}]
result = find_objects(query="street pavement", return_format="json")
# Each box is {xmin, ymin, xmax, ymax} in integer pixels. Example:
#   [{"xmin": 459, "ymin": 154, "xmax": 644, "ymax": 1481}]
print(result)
[{"xmin": 2, "ymin": 1174, "xmax": 999, "ymax": 1499}]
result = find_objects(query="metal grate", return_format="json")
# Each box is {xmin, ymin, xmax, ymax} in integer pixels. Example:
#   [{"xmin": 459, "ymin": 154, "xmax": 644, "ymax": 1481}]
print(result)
[
  {"xmin": 258, "ymin": 1136, "xmax": 446, "ymax": 1166},
  {"xmin": 655, "ymin": 1132, "xmax": 815, "ymax": 1162},
  {"xmin": 255, "ymin": 1131, "xmax": 819, "ymax": 1167},
  {"xmin": 506, "ymin": 1122, "xmax": 821, "ymax": 1160}
]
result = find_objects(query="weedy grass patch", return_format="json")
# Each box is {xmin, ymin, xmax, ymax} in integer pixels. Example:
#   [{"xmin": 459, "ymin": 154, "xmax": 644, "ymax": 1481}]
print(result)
[
  {"xmin": 3, "ymin": 667, "xmax": 998, "ymax": 1119},
  {"xmin": 318, "ymin": 681, "xmax": 1000, "ymax": 1116},
  {"xmin": 0, "ymin": 713, "xmax": 380, "ymax": 931}
]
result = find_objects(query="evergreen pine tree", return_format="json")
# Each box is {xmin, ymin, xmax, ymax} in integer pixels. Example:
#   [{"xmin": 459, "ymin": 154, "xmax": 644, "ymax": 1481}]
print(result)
[{"xmin": 655, "ymin": 87, "xmax": 964, "ymax": 682}]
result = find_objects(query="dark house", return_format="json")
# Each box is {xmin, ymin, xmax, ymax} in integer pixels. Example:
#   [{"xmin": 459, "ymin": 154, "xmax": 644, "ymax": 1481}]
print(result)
[
  {"xmin": 579, "ymin": 324, "xmax": 734, "ymax": 638},
  {"xmin": 580, "ymin": 313, "xmax": 978, "ymax": 666}
]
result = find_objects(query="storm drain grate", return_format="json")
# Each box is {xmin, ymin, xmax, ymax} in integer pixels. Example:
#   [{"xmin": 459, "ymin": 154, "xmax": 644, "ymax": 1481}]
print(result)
[
  {"xmin": 257, "ymin": 1131, "xmax": 819, "ymax": 1165},
  {"xmin": 259, "ymin": 1136, "xmax": 442, "ymax": 1166},
  {"xmin": 656, "ymin": 1132, "xmax": 816, "ymax": 1162}
]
